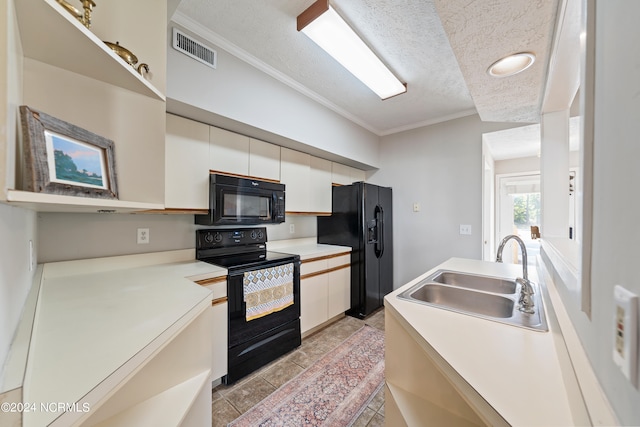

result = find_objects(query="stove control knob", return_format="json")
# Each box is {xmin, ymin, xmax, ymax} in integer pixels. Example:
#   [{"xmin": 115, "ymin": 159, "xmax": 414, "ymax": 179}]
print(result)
[
  {"xmin": 204, "ymin": 232, "xmax": 214, "ymax": 244},
  {"xmin": 250, "ymin": 230, "xmax": 258, "ymax": 240},
  {"xmin": 257, "ymin": 230, "xmax": 264, "ymax": 240},
  {"xmin": 213, "ymin": 232, "xmax": 223, "ymax": 243}
]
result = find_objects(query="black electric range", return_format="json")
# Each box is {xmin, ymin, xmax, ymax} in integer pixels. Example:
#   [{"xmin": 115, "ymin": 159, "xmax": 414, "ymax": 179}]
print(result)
[{"xmin": 196, "ymin": 227, "xmax": 301, "ymax": 384}]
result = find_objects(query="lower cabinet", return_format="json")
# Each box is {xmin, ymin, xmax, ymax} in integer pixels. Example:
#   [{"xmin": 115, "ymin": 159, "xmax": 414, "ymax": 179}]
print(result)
[
  {"xmin": 211, "ymin": 297, "xmax": 228, "ymax": 381},
  {"xmin": 79, "ymin": 304, "xmax": 214, "ymax": 427},
  {"xmin": 327, "ymin": 260, "xmax": 351, "ymax": 319},
  {"xmin": 196, "ymin": 276, "xmax": 228, "ymax": 382},
  {"xmin": 300, "ymin": 253, "xmax": 351, "ymax": 334},
  {"xmin": 385, "ymin": 309, "xmax": 500, "ymax": 427}
]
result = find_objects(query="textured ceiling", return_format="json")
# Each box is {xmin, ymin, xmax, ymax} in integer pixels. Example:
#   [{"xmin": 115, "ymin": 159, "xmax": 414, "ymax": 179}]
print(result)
[
  {"xmin": 174, "ymin": 0, "xmax": 561, "ymax": 136},
  {"xmin": 434, "ymin": 0, "xmax": 560, "ymax": 123}
]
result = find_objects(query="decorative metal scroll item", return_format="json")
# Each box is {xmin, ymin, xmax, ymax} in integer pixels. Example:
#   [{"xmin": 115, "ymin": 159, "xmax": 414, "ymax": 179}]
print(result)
[
  {"xmin": 103, "ymin": 41, "xmax": 150, "ymax": 76},
  {"xmin": 56, "ymin": 0, "xmax": 96, "ymax": 29}
]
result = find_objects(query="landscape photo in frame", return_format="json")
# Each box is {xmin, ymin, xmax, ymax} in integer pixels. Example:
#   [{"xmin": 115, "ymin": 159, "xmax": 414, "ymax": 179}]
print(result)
[
  {"xmin": 45, "ymin": 130, "xmax": 108, "ymax": 190},
  {"xmin": 19, "ymin": 105, "xmax": 118, "ymax": 199}
]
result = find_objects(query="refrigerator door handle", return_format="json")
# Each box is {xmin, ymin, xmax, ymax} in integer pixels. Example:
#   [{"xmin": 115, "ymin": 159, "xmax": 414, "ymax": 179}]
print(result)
[{"xmin": 374, "ymin": 204, "xmax": 384, "ymax": 258}]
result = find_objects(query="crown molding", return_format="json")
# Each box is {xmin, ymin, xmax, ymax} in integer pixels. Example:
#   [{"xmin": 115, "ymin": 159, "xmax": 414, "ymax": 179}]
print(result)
[{"xmin": 379, "ymin": 108, "xmax": 478, "ymax": 136}]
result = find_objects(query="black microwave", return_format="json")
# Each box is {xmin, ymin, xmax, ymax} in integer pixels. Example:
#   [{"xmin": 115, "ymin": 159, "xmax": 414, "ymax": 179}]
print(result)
[{"xmin": 195, "ymin": 174, "xmax": 286, "ymax": 225}]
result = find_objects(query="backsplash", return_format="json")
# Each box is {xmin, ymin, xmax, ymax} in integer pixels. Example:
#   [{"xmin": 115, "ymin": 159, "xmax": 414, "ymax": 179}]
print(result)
[{"xmin": 37, "ymin": 213, "xmax": 317, "ymax": 263}]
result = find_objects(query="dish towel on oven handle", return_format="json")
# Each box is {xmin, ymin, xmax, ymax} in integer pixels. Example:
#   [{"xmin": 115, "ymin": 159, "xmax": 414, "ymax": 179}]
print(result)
[{"xmin": 243, "ymin": 262, "xmax": 294, "ymax": 321}]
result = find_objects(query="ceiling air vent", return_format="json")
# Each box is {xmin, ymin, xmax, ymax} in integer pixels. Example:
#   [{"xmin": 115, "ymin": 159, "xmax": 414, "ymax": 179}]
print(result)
[{"xmin": 172, "ymin": 28, "xmax": 217, "ymax": 69}]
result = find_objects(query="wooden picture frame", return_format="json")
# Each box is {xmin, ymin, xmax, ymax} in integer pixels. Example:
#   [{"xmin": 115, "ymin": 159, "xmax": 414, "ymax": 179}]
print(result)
[{"xmin": 19, "ymin": 105, "xmax": 118, "ymax": 199}]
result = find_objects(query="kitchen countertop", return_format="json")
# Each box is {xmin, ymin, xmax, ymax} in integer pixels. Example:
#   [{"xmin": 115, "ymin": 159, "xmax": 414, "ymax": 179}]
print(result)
[
  {"xmin": 23, "ymin": 250, "xmax": 224, "ymax": 427},
  {"xmin": 19, "ymin": 242, "xmax": 349, "ymax": 426},
  {"xmin": 267, "ymin": 237, "xmax": 351, "ymax": 260},
  {"xmin": 384, "ymin": 257, "xmax": 590, "ymax": 426}
]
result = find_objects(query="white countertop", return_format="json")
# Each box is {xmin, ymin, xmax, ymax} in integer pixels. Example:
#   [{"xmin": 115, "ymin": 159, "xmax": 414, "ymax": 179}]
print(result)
[
  {"xmin": 20, "ymin": 243, "xmax": 348, "ymax": 426},
  {"xmin": 23, "ymin": 250, "xmax": 224, "ymax": 427},
  {"xmin": 267, "ymin": 237, "xmax": 351, "ymax": 260},
  {"xmin": 384, "ymin": 257, "xmax": 589, "ymax": 426}
]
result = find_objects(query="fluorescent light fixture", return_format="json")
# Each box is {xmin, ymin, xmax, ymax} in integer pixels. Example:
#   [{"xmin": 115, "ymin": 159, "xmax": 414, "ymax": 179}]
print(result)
[
  {"xmin": 487, "ymin": 52, "xmax": 536, "ymax": 77},
  {"xmin": 297, "ymin": 0, "xmax": 406, "ymax": 99}
]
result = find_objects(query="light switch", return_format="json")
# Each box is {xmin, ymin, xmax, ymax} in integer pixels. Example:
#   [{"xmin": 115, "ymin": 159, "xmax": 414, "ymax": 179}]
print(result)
[
  {"xmin": 459, "ymin": 224, "xmax": 472, "ymax": 235},
  {"xmin": 613, "ymin": 285, "xmax": 638, "ymax": 386},
  {"xmin": 413, "ymin": 202, "xmax": 420, "ymax": 212}
]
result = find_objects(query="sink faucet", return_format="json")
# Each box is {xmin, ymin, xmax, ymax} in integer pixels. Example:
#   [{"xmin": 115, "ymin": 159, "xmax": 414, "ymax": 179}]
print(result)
[{"xmin": 495, "ymin": 235, "xmax": 535, "ymax": 314}]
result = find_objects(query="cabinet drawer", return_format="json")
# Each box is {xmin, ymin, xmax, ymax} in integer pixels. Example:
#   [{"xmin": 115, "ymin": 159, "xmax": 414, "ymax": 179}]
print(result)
[
  {"xmin": 328, "ymin": 254, "xmax": 350, "ymax": 269},
  {"xmin": 301, "ymin": 259, "xmax": 328, "ymax": 276}
]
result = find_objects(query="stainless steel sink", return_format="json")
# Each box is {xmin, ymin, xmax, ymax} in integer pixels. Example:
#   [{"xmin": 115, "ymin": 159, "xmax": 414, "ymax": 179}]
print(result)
[
  {"xmin": 430, "ymin": 270, "xmax": 516, "ymax": 294},
  {"xmin": 407, "ymin": 284, "xmax": 514, "ymax": 318},
  {"xmin": 397, "ymin": 270, "xmax": 548, "ymax": 331}
]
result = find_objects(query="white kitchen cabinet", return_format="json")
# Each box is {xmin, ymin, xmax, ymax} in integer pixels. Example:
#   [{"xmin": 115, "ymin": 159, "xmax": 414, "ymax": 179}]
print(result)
[
  {"xmin": 195, "ymin": 275, "xmax": 228, "ymax": 382},
  {"xmin": 309, "ymin": 156, "xmax": 332, "ymax": 214},
  {"xmin": 351, "ymin": 168, "xmax": 366, "ymax": 183},
  {"xmin": 211, "ymin": 298, "xmax": 228, "ymax": 380},
  {"xmin": 331, "ymin": 162, "xmax": 366, "ymax": 185},
  {"xmin": 208, "ymin": 128, "xmax": 281, "ymax": 181},
  {"xmin": 209, "ymin": 126, "xmax": 250, "ymax": 176},
  {"xmin": 327, "ymin": 254, "xmax": 351, "ymax": 318},
  {"xmin": 4, "ymin": 0, "xmax": 167, "ymax": 213},
  {"xmin": 282, "ymin": 148, "xmax": 335, "ymax": 214},
  {"xmin": 280, "ymin": 147, "xmax": 311, "ymax": 212},
  {"xmin": 300, "ymin": 274, "xmax": 329, "ymax": 334},
  {"xmin": 81, "ymin": 307, "xmax": 213, "ymax": 427},
  {"xmin": 300, "ymin": 253, "xmax": 351, "ymax": 334},
  {"xmin": 249, "ymin": 138, "xmax": 281, "ymax": 181},
  {"xmin": 165, "ymin": 114, "xmax": 210, "ymax": 210}
]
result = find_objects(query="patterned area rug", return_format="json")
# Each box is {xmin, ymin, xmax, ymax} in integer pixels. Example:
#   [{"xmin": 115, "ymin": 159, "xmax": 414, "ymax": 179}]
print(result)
[{"xmin": 228, "ymin": 325, "xmax": 385, "ymax": 427}]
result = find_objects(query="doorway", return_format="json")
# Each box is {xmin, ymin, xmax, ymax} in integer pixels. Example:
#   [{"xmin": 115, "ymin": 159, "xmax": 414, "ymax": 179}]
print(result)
[{"xmin": 496, "ymin": 173, "xmax": 541, "ymax": 267}]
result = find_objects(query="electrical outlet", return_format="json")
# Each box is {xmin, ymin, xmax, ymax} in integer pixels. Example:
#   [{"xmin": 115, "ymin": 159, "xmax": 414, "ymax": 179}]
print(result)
[
  {"xmin": 289, "ymin": 224, "xmax": 295, "ymax": 234},
  {"xmin": 413, "ymin": 202, "xmax": 420, "ymax": 212},
  {"xmin": 459, "ymin": 224, "xmax": 472, "ymax": 235},
  {"xmin": 613, "ymin": 285, "xmax": 638, "ymax": 386},
  {"xmin": 137, "ymin": 228, "xmax": 150, "ymax": 244}
]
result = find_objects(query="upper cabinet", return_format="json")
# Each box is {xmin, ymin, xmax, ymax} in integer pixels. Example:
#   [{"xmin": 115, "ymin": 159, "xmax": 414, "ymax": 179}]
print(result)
[
  {"xmin": 332, "ymin": 162, "xmax": 366, "ymax": 185},
  {"xmin": 209, "ymin": 126, "xmax": 280, "ymax": 181},
  {"xmin": 209, "ymin": 126, "xmax": 250, "ymax": 176},
  {"xmin": 309, "ymin": 157, "xmax": 332, "ymax": 214},
  {"xmin": 4, "ymin": 0, "xmax": 167, "ymax": 213},
  {"xmin": 280, "ymin": 148, "xmax": 311, "ymax": 213},
  {"xmin": 281, "ymin": 149, "xmax": 333, "ymax": 214},
  {"xmin": 249, "ymin": 138, "xmax": 281, "ymax": 182},
  {"xmin": 165, "ymin": 114, "xmax": 209, "ymax": 211}
]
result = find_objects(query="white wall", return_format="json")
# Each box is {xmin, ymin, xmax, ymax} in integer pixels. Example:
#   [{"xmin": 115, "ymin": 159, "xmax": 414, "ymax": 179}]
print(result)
[
  {"xmin": 0, "ymin": 204, "xmax": 36, "ymax": 376},
  {"xmin": 37, "ymin": 213, "xmax": 316, "ymax": 263},
  {"xmin": 166, "ymin": 21, "xmax": 380, "ymax": 170},
  {"xmin": 370, "ymin": 115, "xmax": 525, "ymax": 289},
  {"xmin": 571, "ymin": 2, "xmax": 640, "ymax": 423},
  {"xmin": 542, "ymin": 2, "xmax": 640, "ymax": 424},
  {"xmin": 494, "ymin": 156, "xmax": 540, "ymax": 175}
]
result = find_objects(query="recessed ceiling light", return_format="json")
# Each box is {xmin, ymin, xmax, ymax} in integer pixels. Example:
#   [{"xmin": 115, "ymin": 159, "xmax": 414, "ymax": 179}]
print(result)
[{"xmin": 487, "ymin": 52, "xmax": 536, "ymax": 78}]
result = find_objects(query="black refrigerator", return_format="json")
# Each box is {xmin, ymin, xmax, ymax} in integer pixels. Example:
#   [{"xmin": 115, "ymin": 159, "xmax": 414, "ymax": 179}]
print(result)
[{"xmin": 317, "ymin": 182, "xmax": 393, "ymax": 319}]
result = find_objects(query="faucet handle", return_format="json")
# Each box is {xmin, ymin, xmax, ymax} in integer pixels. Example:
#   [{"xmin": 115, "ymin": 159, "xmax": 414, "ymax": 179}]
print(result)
[
  {"xmin": 516, "ymin": 277, "xmax": 535, "ymax": 314},
  {"xmin": 516, "ymin": 277, "xmax": 534, "ymax": 294}
]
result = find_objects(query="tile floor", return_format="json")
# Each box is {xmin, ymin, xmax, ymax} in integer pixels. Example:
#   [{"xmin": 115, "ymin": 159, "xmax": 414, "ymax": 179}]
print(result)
[{"xmin": 211, "ymin": 309, "xmax": 386, "ymax": 427}]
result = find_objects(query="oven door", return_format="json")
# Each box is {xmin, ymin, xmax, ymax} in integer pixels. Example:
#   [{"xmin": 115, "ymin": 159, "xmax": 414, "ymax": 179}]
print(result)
[
  {"xmin": 225, "ymin": 257, "xmax": 301, "ymax": 383},
  {"xmin": 227, "ymin": 257, "xmax": 300, "ymax": 348}
]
